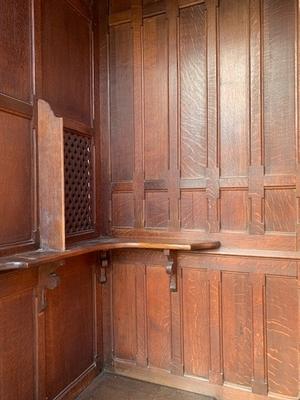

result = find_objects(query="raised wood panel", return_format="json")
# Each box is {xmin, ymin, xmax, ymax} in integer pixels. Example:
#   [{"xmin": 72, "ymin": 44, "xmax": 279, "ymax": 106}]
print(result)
[
  {"xmin": 0, "ymin": 0, "xmax": 32, "ymax": 102},
  {"xmin": 265, "ymin": 189, "xmax": 296, "ymax": 233},
  {"xmin": 110, "ymin": 23, "xmax": 134, "ymax": 182},
  {"xmin": 112, "ymin": 192, "xmax": 135, "ymax": 228},
  {"xmin": 220, "ymin": 190, "xmax": 248, "ymax": 232},
  {"xmin": 182, "ymin": 269, "xmax": 209, "ymax": 378},
  {"xmin": 180, "ymin": 190, "xmax": 207, "ymax": 230},
  {"xmin": 219, "ymin": 0, "xmax": 249, "ymax": 178},
  {"xmin": 143, "ymin": 14, "xmax": 169, "ymax": 181},
  {"xmin": 45, "ymin": 255, "xmax": 94, "ymax": 399},
  {"xmin": 0, "ymin": 112, "xmax": 33, "ymax": 246},
  {"xmin": 222, "ymin": 272, "xmax": 252, "ymax": 386},
  {"xmin": 113, "ymin": 263, "xmax": 137, "ymax": 361},
  {"xmin": 146, "ymin": 265, "xmax": 171, "ymax": 370},
  {"xmin": 145, "ymin": 191, "xmax": 169, "ymax": 229},
  {"xmin": 42, "ymin": 0, "xmax": 92, "ymax": 125},
  {"xmin": 263, "ymin": 0, "xmax": 296, "ymax": 175},
  {"xmin": 0, "ymin": 290, "xmax": 35, "ymax": 400},
  {"xmin": 266, "ymin": 276, "xmax": 298, "ymax": 397},
  {"xmin": 179, "ymin": 4, "xmax": 207, "ymax": 179}
]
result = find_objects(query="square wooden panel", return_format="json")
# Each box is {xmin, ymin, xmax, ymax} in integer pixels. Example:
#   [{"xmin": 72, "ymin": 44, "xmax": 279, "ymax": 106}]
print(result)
[
  {"xmin": 221, "ymin": 190, "xmax": 248, "ymax": 232},
  {"xmin": 112, "ymin": 192, "xmax": 134, "ymax": 228},
  {"xmin": 0, "ymin": 111, "xmax": 33, "ymax": 246},
  {"xmin": 265, "ymin": 189, "xmax": 296, "ymax": 233},
  {"xmin": 42, "ymin": 0, "xmax": 92, "ymax": 125},
  {"xmin": 0, "ymin": 0, "xmax": 32, "ymax": 102},
  {"xmin": 180, "ymin": 190, "xmax": 207, "ymax": 230},
  {"xmin": 145, "ymin": 191, "xmax": 169, "ymax": 229}
]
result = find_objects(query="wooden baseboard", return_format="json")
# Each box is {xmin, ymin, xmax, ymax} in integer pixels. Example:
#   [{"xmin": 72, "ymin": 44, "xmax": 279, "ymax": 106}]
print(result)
[{"xmin": 107, "ymin": 360, "xmax": 297, "ymax": 400}]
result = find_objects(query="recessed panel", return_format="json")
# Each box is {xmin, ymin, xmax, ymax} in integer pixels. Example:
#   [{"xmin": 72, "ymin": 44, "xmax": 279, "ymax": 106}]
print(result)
[
  {"xmin": 145, "ymin": 191, "xmax": 169, "ymax": 229},
  {"xmin": 112, "ymin": 192, "xmax": 134, "ymax": 228},
  {"xmin": 221, "ymin": 190, "xmax": 248, "ymax": 232},
  {"xmin": 181, "ymin": 191, "xmax": 207, "ymax": 230},
  {"xmin": 265, "ymin": 189, "xmax": 296, "ymax": 233}
]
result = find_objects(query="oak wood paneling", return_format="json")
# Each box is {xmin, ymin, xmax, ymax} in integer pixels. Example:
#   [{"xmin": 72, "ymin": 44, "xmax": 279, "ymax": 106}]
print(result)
[
  {"xmin": 110, "ymin": 23, "xmax": 134, "ymax": 182},
  {"xmin": 182, "ymin": 269, "xmax": 209, "ymax": 378},
  {"xmin": 263, "ymin": 0, "xmax": 296, "ymax": 175},
  {"xmin": 0, "ymin": 0, "xmax": 32, "ymax": 102},
  {"xmin": 143, "ymin": 14, "xmax": 169, "ymax": 181},
  {"xmin": 145, "ymin": 191, "xmax": 169, "ymax": 229},
  {"xmin": 180, "ymin": 190, "xmax": 207, "ymax": 230},
  {"xmin": 146, "ymin": 265, "xmax": 171, "ymax": 370},
  {"xmin": 0, "ymin": 112, "xmax": 33, "ymax": 246},
  {"xmin": 110, "ymin": 0, "xmax": 131, "ymax": 14},
  {"xmin": 179, "ymin": 4, "xmax": 207, "ymax": 179},
  {"xmin": 220, "ymin": 190, "xmax": 248, "ymax": 232},
  {"xmin": 265, "ymin": 189, "xmax": 296, "ymax": 233},
  {"xmin": 112, "ymin": 192, "xmax": 135, "ymax": 228}
]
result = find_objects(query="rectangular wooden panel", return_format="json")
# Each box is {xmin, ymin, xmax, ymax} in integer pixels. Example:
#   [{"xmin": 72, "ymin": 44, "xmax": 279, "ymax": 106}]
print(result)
[
  {"xmin": 179, "ymin": 4, "xmax": 207, "ymax": 179},
  {"xmin": 110, "ymin": 0, "xmax": 131, "ymax": 13},
  {"xmin": 219, "ymin": 0, "xmax": 249, "ymax": 178},
  {"xmin": 266, "ymin": 276, "xmax": 298, "ymax": 397},
  {"xmin": 112, "ymin": 192, "xmax": 134, "ymax": 228},
  {"xmin": 265, "ymin": 189, "xmax": 296, "ymax": 233},
  {"xmin": 0, "ymin": 290, "xmax": 35, "ymax": 400},
  {"xmin": 0, "ymin": 111, "xmax": 33, "ymax": 246},
  {"xmin": 145, "ymin": 191, "xmax": 169, "ymax": 229},
  {"xmin": 143, "ymin": 14, "xmax": 169, "ymax": 180},
  {"xmin": 222, "ymin": 272, "xmax": 252, "ymax": 386},
  {"xmin": 263, "ymin": 0, "xmax": 296, "ymax": 175},
  {"xmin": 0, "ymin": 0, "xmax": 32, "ymax": 102},
  {"xmin": 182, "ymin": 269, "xmax": 209, "ymax": 378},
  {"xmin": 110, "ymin": 23, "xmax": 134, "ymax": 182},
  {"xmin": 113, "ymin": 263, "xmax": 137, "ymax": 361},
  {"xmin": 42, "ymin": 0, "xmax": 92, "ymax": 124},
  {"xmin": 45, "ymin": 255, "xmax": 94, "ymax": 399},
  {"xmin": 147, "ymin": 265, "xmax": 171, "ymax": 370},
  {"xmin": 220, "ymin": 190, "xmax": 248, "ymax": 232},
  {"xmin": 180, "ymin": 190, "xmax": 207, "ymax": 230}
]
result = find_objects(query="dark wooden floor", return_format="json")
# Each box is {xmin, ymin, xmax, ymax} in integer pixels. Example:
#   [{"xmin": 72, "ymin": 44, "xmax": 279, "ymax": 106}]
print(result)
[{"xmin": 77, "ymin": 374, "xmax": 214, "ymax": 400}]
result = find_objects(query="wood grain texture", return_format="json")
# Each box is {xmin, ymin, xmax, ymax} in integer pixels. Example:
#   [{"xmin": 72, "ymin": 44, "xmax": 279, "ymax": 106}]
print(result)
[
  {"xmin": 265, "ymin": 189, "xmax": 296, "ymax": 233},
  {"xmin": 112, "ymin": 192, "xmax": 135, "ymax": 228},
  {"xmin": 179, "ymin": 4, "xmax": 207, "ymax": 179},
  {"xmin": 181, "ymin": 190, "xmax": 207, "ymax": 230},
  {"xmin": 145, "ymin": 191, "xmax": 169, "ymax": 229},
  {"xmin": 110, "ymin": 23, "xmax": 134, "ymax": 182},
  {"xmin": 182, "ymin": 269, "xmax": 209, "ymax": 378},
  {"xmin": 220, "ymin": 190, "xmax": 248, "ymax": 232}
]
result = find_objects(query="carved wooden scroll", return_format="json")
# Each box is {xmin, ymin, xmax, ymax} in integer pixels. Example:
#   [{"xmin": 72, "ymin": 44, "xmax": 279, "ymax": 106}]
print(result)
[
  {"xmin": 164, "ymin": 249, "xmax": 177, "ymax": 292},
  {"xmin": 37, "ymin": 261, "xmax": 64, "ymax": 312},
  {"xmin": 97, "ymin": 251, "xmax": 109, "ymax": 284}
]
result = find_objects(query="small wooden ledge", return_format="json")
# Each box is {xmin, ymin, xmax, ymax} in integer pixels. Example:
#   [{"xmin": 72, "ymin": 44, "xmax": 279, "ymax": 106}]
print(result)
[{"xmin": 0, "ymin": 237, "xmax": 221, "ymax": 272}]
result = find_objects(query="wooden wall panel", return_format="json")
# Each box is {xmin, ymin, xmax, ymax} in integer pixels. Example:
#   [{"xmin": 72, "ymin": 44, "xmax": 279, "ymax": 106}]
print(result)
[
  {"xmin": 180, "ymin": 190, "xmax": 207, "ymax": 230},
  {"xmin": 220, "ymin": 190, "xmax": 248, "ymax": 232},
  {"xmin": 179, "ymin": 4, "xmax": 207, "ymax": 179},
  {"xmin": 110, "ymin": 23, "xmax": 134, "ymax": 182},
  {"xmin": 112, "ymin": 263, "xmax": 137, "ymax": 361},
  {"xmin": 182, "ymin": 269, "xmax": 209, "ymax": 378},
  {"xmin": 263, "ymin": 0, "xmax": 296, "ymax": 175},
  {"xmin": 222, "ymin": 272, "xmax": 252, "ymax": 386},
  {"xmin": 266, "ymin": 276, "xmax": 298, "ymax": 397},
  {"xmin": 42, "ymin": 0, "xmax": 92, "ymax": 125},
  {"xmin": 219, "ymin": 0, "xmax": 249, "ymax": 178},
  {"xmin": 112, "ymin": 192, "xmax": 135, "ymax": 228},
  {"xmin": 110, "ymin": 0, "xmax": 131, "ymax": 13},
  {"xmin": 143, "ymin": 15, "xmax": 169, "ymax": 181},
  {"xmin": 45, "ymin": 255, "xmax": 94, "ymax": 399},
  {"xmin": 146, "ymin": 265, "xmax": 171, "ymax": 370},
  {"xmin": 145, "ymin": 191, "xmax": 169, "ymax": 229},
  {"xmin": 265, "ymin": 189, "xmax": 296, "ymax": 233},
  {"xmin": 0, "ymin": 112, "xmax": 33, "ymax": 246},
  {"xmin": 0, "ymin": 0, "xmax": 32, "ymax": 102},
  {"xmin": 0, "ymin": 290, "xmax": 35, "ymax": 400}
]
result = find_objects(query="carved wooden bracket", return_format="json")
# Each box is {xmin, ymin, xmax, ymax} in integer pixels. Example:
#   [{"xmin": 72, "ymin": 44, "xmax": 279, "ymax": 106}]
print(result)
[
  {"xmin": 164, "ymin": 250, "xmax": 177, "ymax": 292},
  {"xmin": 37, "ymin": 261, "xmax": 64, "ymax": 312},
  {"xmin": 97, "ymin": 251, "xmax": 109, "ymax": 284}
]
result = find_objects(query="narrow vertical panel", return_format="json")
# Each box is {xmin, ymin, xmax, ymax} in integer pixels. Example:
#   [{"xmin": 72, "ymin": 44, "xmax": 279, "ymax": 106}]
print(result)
[
  {"xmin": 266, "ymin": 276, "xmax": 298, "ymax": 397},
  {"xmin": 136, "ymin": 265, "xmax": 147, "ymax": 366},
  {"xmin": 265, "ymin": 189, "xmax": 296, "ymax": 233},
  {"xmin": 179, "ymin": 4, "xmax": 208, "ymax": 179},
  {"xmin": 113, "ymin": 264, "xmax": 137, "ymax": 361},
  {"xmin": 182, "ymin": 269, "xmax": 210, "ymax": 378},
  {"xmin": 220, "ymin": 190, "xmax": 248, "ymax": 232},
  {"xmin": 219, "ymin": 0, "xmax": 249, "ymax": 178},
  {"xmin": 112, "ymin": 192, "xmax": 134, "ymax": 228},
  {"xmin": 110, "ymin": 23, "xmax": 134, "ymax": 182},
  {"xmin": 181, "ymin": 191, "xmax": 207, "ymax": 230},
  {"xmin": 263, "ymin": 0, "xmax": 296, "ymax": 175},
  {"xmin": 222, "ymin": 273, "xmax": 252, "ymax": 386},
  {"xmin": 145, "ymin": 191, "xmax": 169, "ymax": 229},
  {"xmin": 147, "ymin": 266, "xmax": 171, "ymax": 370},
  {"xmin": 143, "ymin": 15, "xmax": 169, "ymax": 180}
]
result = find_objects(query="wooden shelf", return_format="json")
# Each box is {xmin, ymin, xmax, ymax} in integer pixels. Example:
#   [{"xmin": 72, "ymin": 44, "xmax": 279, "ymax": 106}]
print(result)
[{"xmin": 0, "ymin": 237, "xmax": 221, "ymax": 272}]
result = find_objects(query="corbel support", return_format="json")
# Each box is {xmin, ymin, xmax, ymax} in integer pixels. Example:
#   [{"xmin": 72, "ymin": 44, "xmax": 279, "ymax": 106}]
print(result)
[
  {"xmin": 164, "ymin": 250, "xmax": 177, "ymax": 292},
  {"xmin": 37, "ymin": 261, "xmax": 63, "ymax": 312},
  {"xmin": 97, "ymin": 251, "xmax": 109, "ymax": 284}
]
